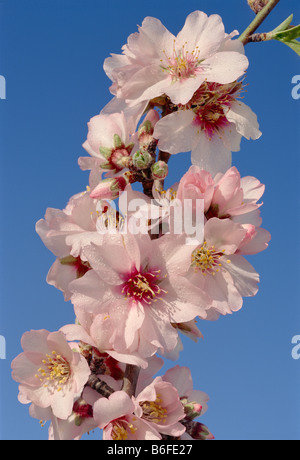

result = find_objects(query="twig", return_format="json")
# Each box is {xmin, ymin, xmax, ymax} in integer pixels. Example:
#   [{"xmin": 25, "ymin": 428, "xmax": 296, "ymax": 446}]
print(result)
[
  {"xmin": 87, "ymin": 374, "xmax": 115, "ymax": 398},
  {"xmin": 239, "ymin": 0, "xmax": 281, "ymax": 45},
  {"xmin": 121, "ymin": 364, "xmax": 141, "ymax": 397}
]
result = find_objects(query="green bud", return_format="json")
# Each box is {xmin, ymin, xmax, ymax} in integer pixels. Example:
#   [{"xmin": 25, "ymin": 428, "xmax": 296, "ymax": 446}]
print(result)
[
  {"xmin": 132, "ymin": 150, "xmax": 153, "ymax": 170},
  {"xmin": 138, "ymin": 120, "xmax": 154, "ymax": 138},
  {"xmin": 151, "ymin": 160, "xmax": 168, "ymax": 180}
]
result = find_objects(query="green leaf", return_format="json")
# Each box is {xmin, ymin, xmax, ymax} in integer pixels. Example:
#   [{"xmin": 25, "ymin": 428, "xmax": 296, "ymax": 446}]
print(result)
[
  {"xmin": 271, "ymin": 19, "xmax": 300, "ymax": 56},
  {"xmin": 274, "ymin": 24, "xmax": 300, "ymax": 42},
  {"xmin": 275, "ymin": 38, "xmax": 300, "ymax": 56},
  {"xmin": 272, "ymin": 14, "xmax": 293, "ymax": 34}
]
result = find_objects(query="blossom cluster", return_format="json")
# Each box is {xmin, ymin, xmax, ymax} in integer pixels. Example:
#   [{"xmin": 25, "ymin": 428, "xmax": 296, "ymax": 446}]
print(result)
[{"xmin": 12, "ymin": 10, "xmax": 270, "ymax": 440}]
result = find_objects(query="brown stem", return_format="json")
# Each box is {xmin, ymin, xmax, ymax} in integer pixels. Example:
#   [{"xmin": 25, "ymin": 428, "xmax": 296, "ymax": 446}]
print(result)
[
  {"xmin": 121, "ymin": 364, "xmax": 141, "ymax": 397},
  {"xmin": 158, "ymin": 150, "xmax": 171, "ymax": 164},
  {"xmin": 87, "ymin": 374, "xmax": 115, "ymax": 398}
]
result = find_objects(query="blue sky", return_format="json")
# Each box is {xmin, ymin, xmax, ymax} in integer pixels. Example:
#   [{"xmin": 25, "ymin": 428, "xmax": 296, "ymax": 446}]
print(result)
[{"xmin": 0, "ymin": 0, "xmax": 299, "ymax": 440}]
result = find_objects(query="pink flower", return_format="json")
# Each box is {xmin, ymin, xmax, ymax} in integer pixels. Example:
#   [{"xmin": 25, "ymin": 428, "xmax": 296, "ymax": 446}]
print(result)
[
  {"xmin": 135, "ymin": 376, "xmax": 185, "ymax": 437},
  {"xmin": 93, "ymin": 391, "xmax": 161, "ymax": 440},
  {"xmin": 69, "ymin": 232, "xmax": 210, "ymax": 361},
  {"xmin": 11, "ymin": 330, "xmax": 91, "ymax": 420},
  {"xmin": 163, "ymin": 365, "xmax": 209, "ymax": 417},
  {"xmin": 163, "ymin": 365, "xmax": 214, "ymax": 440},
  {"xmin": 104, "ymin": 11, "xmax": 248, "ymax": 107},
  {"xmin": 211, "ymin": 166, "xmax": 265, "ymax": 221},
  {"xmin": 154, "ymin": 82, "xmax": 261, "ymax": 176},
  {"xmin": 61, "ymin": 313, "xmax": 150, "ymax": 369},
  {"xmin": 36, "ymin": 190, "xmax": 105, "ymax": 300},
  {"xmin": 82, "ymin": 112, "xmax": 136, "ymax": 174},
  {"xmin": 177, "ymin": 165, "xmax": 215, "ymax": 213},
  {"xmin": 181, "ymin": 218, "xmax": 262, "ymax": 319},
  {"xmin": 173, "ymin": 165, "xmax": 270, "ymax": 255},
  {"xmin": 29, "ymin": 390, "xmax": 98, "ymax": 440},
  {"xmin": 89, "ymin": 174, "xmax": 131, "ymax": 200}
]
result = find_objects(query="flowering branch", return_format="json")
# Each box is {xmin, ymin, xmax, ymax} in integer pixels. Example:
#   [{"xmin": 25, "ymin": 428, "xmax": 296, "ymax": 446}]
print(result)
[
  {"xmin": 12, "ymin": 4, "xmax": 295, "ymax": 440},
  {"xmin": 239, "ymin": 0, "xmax": 281, "ymax": 44}
]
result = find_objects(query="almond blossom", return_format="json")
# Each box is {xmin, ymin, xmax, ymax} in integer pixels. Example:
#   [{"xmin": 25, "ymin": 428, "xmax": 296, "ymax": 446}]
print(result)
[
  {"xmin": 11, "ymin": 330, "xmax": 91, "ymax": 420},
  {"xmin": 69, "ymin": 232, "xmax": 211, "ymax": 361},
  {"xmin": 35, "ymin": 190, "xmax": 105, "ymax": 300},
  {"xmin": 153, "ymin": 81, "xmax": 261, "ymax": 175},
  {"xmin": 93, "ymin": 391, "xmax": 161, "ymax": 440},
  {"xmin": 162, "ymin": 365, "xmax": 214, "ymax": 440},
  {"xmin": 104, "ymin": 11, "xmax": 249, "ymax": 107},
  {"xmin": 28, "ymin": 390, "xmax": 98, "ymax": 441},
  {"xmin": 81, "ymin": 111, "xmax": 136, "ymax": 175},
  {"xmin": 182, "ymin": 217, "xmax": 265, "ymax": 320},
  {"xmin": 61, "ymin": 312, "xmax": 150, "ymax": 369},
  {"xmin": 134, "ymin": 376, "xmax": 186, "ymax": 437}
]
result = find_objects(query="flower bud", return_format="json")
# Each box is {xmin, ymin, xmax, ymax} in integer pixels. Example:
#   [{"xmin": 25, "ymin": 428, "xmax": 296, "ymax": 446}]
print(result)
[
  {"xmin": 151, "ymin": 160, "xmax": 168, "ymax": 180},
  {"xmin": 185, "ymin": 421, "xmax": 214, "ymax": 440},
  {"xmin": 90, "ymin": 175, "xmax": 130, "ymax": 200},
  {"xmin": 99, "ymin": 140, "xmax": 135, "ymax": 173},
  {"xmin": 132, "ymin": 150, "xmax": 153, "ymax": 170},
  {"xmin": 138, "ymin": 120, "xmax": 156, "ymax": 151},
  {"xmin": 248, "ymin": 0, "xmax": 269, "ymax": 13},
  {"xmin": 181, "ymin": 398, "xmax": 203, "ymax": 420},
  {"xmin": 138, "ymin": 120, "xmax": 154, "ymax": 138}
]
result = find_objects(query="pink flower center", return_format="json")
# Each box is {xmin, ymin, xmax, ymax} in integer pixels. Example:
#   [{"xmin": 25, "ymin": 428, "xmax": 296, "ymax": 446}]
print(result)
[
  {"xmin": 73, "ymin": 400, "xmax": 93, "ymax": 419},
  {"xmin": 121, "ymin": 266, "xmax": 167, "ymax": 305},
  {"xmin": 141, "ymin": 395, "xmax": 167, "ymax": 424},
  {"xmin": 191, "ymin": 242, "xmax": 230, "ymax": 275},
  {"xmin": 111, "ymin": 418, "xmax": 137, "ymax": 440},
  {"xmin": 161, "ymin": 42, "xmax": 203, "ymax": 81},
  {"xmin": 35, "ymin": 351, "xmax": 71, "ymax": 391},
  {"xmin": 60, "ymin": 255, "xmax": 91, "ymax": 279},
  {"xmin": 188, "ymin": 81, "xmax": 243, "ymax": 139}
]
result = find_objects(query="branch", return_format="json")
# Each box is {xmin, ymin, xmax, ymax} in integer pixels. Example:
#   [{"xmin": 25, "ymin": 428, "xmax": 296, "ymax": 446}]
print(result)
[
  {"xmin": 121, "ymin": 364, "xmax": 141, "ymax": 397},
  {"xmin": 239, "ymin": 0, "xmax": 281, "ymax": 45},
  {"xmin": 87, "ymin": 374, "xmax": 115, "ymax": 398}
]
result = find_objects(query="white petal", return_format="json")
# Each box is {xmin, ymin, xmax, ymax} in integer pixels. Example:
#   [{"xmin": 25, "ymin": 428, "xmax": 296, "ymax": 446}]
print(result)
[
  {"xmin": 191, "ymin": 133, "xmax": 232, "ymax": 176},
  {"xmin": 154, "ymin": 110, "xmax": 196, "ymax": 155},
  {"xmin": 226, "ymin": 101, "xmax": 262, "ymax": 140},
  {"xmin": 203, "ymin": 51, "xmax": 248, "ymax": 84},
  {"xmin": 176, "ymin": 12, "xmax": 225, "ymax": 59},
  {"xmin": 225, "ymin": 254, "xmax": 259, "ymax": 297}
]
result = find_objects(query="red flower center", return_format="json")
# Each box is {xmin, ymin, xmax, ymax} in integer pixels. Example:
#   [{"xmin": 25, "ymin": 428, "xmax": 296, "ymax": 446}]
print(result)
[{"xmin": 120, "ymin": 266, "xmax": 167, "ymax": 306}]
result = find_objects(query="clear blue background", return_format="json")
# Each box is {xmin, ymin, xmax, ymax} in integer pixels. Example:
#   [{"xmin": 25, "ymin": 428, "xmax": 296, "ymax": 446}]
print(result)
[{"xmin": 0, "ymin": 0, "xmax": 299, "ymax": 440}]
